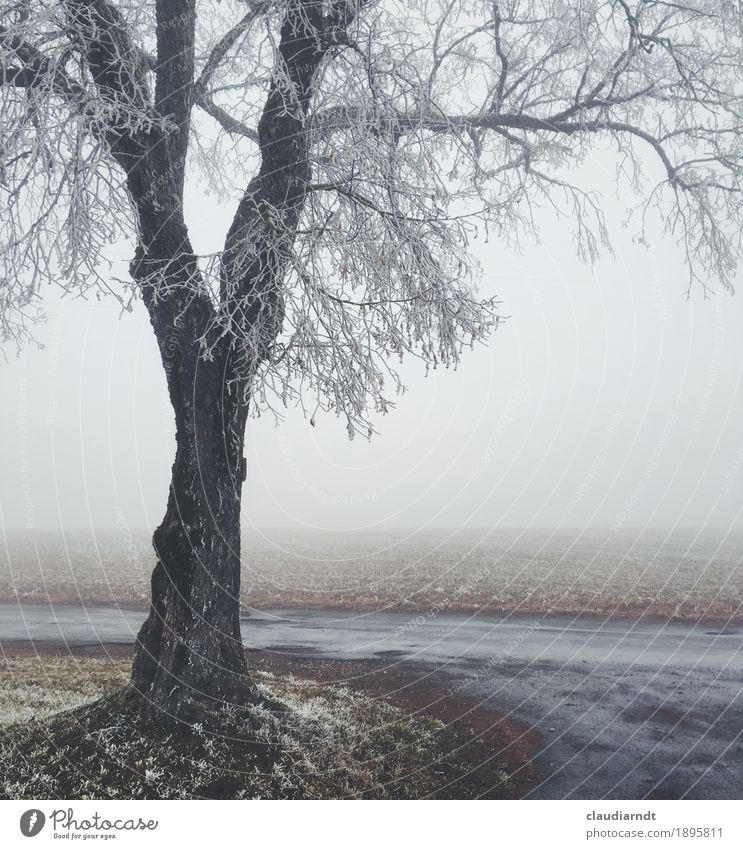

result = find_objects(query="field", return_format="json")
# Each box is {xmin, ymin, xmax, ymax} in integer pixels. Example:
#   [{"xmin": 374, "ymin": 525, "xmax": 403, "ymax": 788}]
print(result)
[{"xmin": 2, "ymin": 527, "xmax": 741, "ymax": 623}]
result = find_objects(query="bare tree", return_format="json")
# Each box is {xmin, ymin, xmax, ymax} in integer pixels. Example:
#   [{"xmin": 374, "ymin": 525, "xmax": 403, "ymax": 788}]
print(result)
[{"xmin": 1, "ymin": 0, "xmax": 741, "ymax": 723}]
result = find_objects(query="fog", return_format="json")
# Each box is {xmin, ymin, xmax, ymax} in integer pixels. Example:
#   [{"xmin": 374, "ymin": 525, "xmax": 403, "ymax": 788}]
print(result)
[{"xmin": 2, "ymin": 151, "xmax": 742, "ymax": 535}]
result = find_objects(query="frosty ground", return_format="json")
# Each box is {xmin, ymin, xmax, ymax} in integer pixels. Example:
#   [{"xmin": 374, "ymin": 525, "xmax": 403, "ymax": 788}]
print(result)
[{"xmin": 0, "ymin": 646, "xmax": 515, "ymax": 800}]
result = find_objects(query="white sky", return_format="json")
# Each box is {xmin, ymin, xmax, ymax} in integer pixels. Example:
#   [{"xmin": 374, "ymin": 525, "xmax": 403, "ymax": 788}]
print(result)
[{"xmin": 2, "ymin": 149, "xmax": 743, "ymax": 535}]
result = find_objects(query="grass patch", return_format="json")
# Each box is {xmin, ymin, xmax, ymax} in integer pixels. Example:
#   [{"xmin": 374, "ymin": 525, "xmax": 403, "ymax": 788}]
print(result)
[{"xmin": 0, "ymin": 654, "xmax": 511, "ymax": 800}]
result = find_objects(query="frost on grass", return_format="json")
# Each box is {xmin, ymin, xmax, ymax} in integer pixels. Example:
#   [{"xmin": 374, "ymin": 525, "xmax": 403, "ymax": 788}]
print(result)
[
  {"xmin": 0, "ymin": 655, "xmax": 510, "ymax": 800},
  {"xmin": 0, "ymin": 656, "xmax": 130, "ymax": 726}
]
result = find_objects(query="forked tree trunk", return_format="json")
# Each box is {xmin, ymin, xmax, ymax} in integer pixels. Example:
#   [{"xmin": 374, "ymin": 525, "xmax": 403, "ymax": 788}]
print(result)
[
  {"xmin": 127, "ymin": 0, "xmax": 329, "ymax": 725},
  {"xmin": 130, "ymin": 255, "xmax": 256, "ymax": 725}
]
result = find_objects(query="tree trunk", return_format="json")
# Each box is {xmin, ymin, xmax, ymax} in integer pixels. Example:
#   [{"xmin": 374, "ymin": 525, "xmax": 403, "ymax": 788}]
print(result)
[
  {"xmin": 130, "ymin": 254, "xmax": 256, "ymax": 725},
  {"xmin": 125, "ymin": 0, "xmax": 330, "ymax": 726},
  {"xmin": 131, "ymin": 368, "xmax": 254, "ymax": 723}
]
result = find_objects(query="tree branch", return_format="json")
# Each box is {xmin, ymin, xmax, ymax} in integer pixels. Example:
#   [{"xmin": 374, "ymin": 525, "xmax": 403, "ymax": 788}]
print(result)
[
  {"xmin": 311, "ymin": 104, "xmax": 683, "ymax": 186},
  {"xmin": 213, "ymin": 0, "xmax": 371, "ymax": 371},
  {"xmin": 0, "ymin": 25, "xmax": 83, "ymax": 99},
  {"xmin": 153, "ymin": 0, "xmax": 196, "ymax": 195},
  {"xmin": 62, "ymin": 0, "xmax": 151, "ymax": 113},
  {"xmin": 195, "ymin": 92, "xmax": 259, "ymax": 141},
  {"xmin": 195, "ymin": 1, "xmax": 273, "ymax": 96}
]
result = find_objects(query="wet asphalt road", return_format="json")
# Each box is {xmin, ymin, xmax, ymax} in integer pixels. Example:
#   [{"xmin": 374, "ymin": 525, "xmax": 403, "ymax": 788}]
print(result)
[{"xmin": 0, "ymin": 602, "xmax": 740, "ymax": 799}]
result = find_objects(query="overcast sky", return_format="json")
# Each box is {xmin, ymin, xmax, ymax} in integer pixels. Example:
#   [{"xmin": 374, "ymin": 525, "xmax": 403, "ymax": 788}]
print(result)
[{"xmin": 2, "ymin": 149, "xmax": 743, "ymax": 535}]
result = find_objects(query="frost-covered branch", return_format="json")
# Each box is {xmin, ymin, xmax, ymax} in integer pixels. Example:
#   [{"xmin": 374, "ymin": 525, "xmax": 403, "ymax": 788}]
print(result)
[{"xmin": 1, "ymin": 0, "xmax": 742, "ymax": 433}]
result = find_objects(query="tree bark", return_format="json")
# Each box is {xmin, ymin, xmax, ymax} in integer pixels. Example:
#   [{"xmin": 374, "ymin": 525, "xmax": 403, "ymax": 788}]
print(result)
[
  {"xmin": 127, "ymin": 0, "xmax": 341, "ymax": 726},
  {"xmin": 130, "ymin": 366, "xmax": 255, "ymax": 724},
  {"xmin": 129, "ymin": 251, "xmax": 256, "ymax": 725}
]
